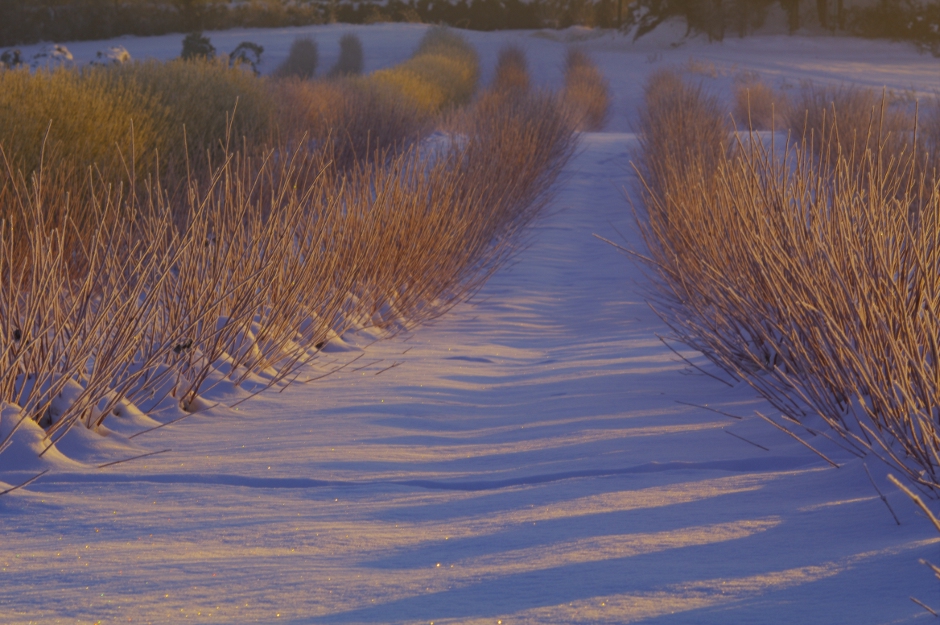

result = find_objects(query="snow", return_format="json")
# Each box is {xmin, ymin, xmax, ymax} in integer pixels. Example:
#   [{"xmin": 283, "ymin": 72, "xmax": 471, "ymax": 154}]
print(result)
[{"xmin": 2, "ymin": 23, "xmax": 940, "ymax": 624}]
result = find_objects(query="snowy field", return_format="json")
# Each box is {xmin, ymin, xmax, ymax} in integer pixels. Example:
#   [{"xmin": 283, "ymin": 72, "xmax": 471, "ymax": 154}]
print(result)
[{"xmin": 3, "ymin": 23, "xmax": 940, "ymax": 624}]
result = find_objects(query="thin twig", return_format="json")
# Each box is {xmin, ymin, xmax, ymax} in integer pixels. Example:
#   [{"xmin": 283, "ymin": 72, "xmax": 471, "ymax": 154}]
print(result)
[
  {"xmin": 863, "ymin": 463, "xmax": 901, "ymax": 525},
  {"xmin": 920, "ymin": 559, "xmax": 940, "ymax": 582},
  {"xmin": 888, "ymin": 474, "xmax": 940, "ymax": 533},
  {"xmin": 0, "ymin": 470, "xmax": 49, "ymax": 496},
  {"xmin": 756, "ymin": 412, "xmax": 840, "ymax": 469},
  {"xmin": 657, "ymin": 334, "xmax": 734, "ymax": 387},
  {"xmin": 350, "ymin": 358, "xmax": 383, "ymax": 373},
  {"xmin": 676, "ymin": 400, "xmax": 743, "ymax": 420},
  {"xmin": 128, "ymin": 412, "xmax": 197, "ymax": 439},
  {"xmin": 724, "ymin": 428, "xmax": 769, "ymax": 451},
  {"xmin": 98, "ymin": 449, "xmax": 171, "ymax": 469},
  {"xmin": 374, "ymin": 361, "xmax": 402, "ymax": 376},
  {"xmin": 910, "ymin": 596, "xmax": 938, "ymax": 617}
]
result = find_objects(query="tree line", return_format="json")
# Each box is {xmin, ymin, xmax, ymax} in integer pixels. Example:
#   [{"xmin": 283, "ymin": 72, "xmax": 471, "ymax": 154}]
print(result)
[{"xmin": 1, "ymin": 0, "xmax": 937, "ymax": 53}]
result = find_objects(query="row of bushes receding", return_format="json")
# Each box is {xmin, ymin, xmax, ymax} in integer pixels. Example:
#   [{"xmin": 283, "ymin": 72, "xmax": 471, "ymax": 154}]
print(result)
[
  {"xmin": 634, "ymin": 68, "xmax": 940, "ymax": 496},
  {"xmin": 0, "ymin": 31, "xmax": 597, "ymax": 475}
]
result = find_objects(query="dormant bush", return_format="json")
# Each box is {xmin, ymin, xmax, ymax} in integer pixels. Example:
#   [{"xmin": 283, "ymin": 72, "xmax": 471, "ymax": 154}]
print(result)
[
  {"xmin": 328, "ymin": 33, "xmax": 364, "ymax": 78},
  {"xmin": 636, "ymin": 68, "xmax": 730, "ymax": 202},
  {"xmin": 561, "ymin": 48, "xmax": 610, "ymax": 132},
  {"xmin": 787, "ymin": 82, "xmax": 918, "ymax": 172},
  {"xmin": 731, "ymin": 74, "xmax": 787, "ymax": 131},
  {"xmin": 635, "ymin": 70, "xmax": 940, "ymax": 492},
  {"xmin": 102, "ymin": 58, "xmax": 275, "ymax": 178},
  {"xmin": 371, "ymin": 27, "xmax": 479, "ymax": 114},
  {"xmin": 0, "ymin": 67, "xmax": 162, "ymax": 179},
  {"xmin": 275, "ymin": 36, "xmax": 319, "ymax": 79},
  {"xmin": 492, "ymin": 45, "xmax": 529, "ymax": 94},
  {"xmin": 274, "ymin": 77, "xmax": 429, "ymax": 169}
]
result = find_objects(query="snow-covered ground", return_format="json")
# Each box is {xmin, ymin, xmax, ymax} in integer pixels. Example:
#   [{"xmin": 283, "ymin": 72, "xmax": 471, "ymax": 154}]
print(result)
[{"xmin": 2, "ymin": 24, "xmax": 940, "ymax": 624}]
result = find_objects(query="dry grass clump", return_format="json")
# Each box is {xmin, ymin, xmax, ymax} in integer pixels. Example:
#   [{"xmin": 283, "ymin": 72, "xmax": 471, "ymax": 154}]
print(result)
[
  {"xmin": 328, "ymin": 33, "xmax": 364, "ymax": 78},
  {"xmin": 561, "ymin": 48, "xmax": 610, "ymax": 132},
  {"xmin": 274, "ymin": 36, "xmax": 319, "ymax": 79},
  {"xmin": 731, "ymin": 74, "xmax": 788, "ymax": 131},
  {"xmin": 635, "ymin": 70, "xmax": 940, "ymax": 493},
  {"xmin": 492, "ymin": 45, "xmax": 529, "ymax": 94},
  {"xmin": 371, "ymin": 27, "xmax": 479, "ymax": 114}
]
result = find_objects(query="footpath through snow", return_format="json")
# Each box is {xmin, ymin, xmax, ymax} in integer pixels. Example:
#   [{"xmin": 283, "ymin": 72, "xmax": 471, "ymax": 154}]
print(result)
[{"xmin": 2, "ymin": 25, "xmax": 940, "ymax": 624}]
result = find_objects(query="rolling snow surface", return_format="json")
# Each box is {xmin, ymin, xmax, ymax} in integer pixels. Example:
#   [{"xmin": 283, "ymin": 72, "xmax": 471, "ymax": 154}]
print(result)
[{"xmin": 2, "ymin": 23, "xmax": 940, "ymax": 624}]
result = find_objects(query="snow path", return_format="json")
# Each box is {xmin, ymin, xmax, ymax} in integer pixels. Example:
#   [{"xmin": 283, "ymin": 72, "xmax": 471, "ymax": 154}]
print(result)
[
  {"xmin": 2, "ymin": 26, "xmax": 940, "ymax": 624},
  {"xmin": 2, "ymin": 133, "xmax": 937, "ymax": 624}
]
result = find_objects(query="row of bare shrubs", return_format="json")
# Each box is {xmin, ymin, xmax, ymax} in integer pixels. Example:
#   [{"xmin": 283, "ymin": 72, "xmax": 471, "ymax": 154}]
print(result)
[
  {"xmin": 732, "ymin": 74, "xmax": 940, "ymax": 169},
  {"xmin": 0, "ymin": 32, "xmax": 579, "ymax": 470},
  {"xmin": 635, "ymin": 68, "xmax": 940, "ymax": 495}
]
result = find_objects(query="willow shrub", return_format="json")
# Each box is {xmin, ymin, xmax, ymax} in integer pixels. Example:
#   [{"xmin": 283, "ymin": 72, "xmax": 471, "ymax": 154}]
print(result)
[
  {"xmin": 370, "ymin": 27, "xmax": 479, "ymax": 115},
  {"xmin": 0, "ymin": 66, "xmax": 162, "ymax": 179}
]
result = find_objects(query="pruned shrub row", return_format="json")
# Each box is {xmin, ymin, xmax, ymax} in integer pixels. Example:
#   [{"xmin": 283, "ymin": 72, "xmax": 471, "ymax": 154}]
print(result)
[
  {"xmin": 634, "ymin": 68, "xmax": 940, "ymax": 495},
  {"xmin": 0, "ymin": 39, "xmax": 576, "ymax": 471}
]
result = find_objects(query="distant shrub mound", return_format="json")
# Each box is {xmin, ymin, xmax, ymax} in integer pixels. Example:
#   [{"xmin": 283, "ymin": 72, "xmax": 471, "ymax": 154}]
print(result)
[
  {"xmin": 561, "ymin": 47, "xmax": 610, "ymax": 132},
  {"xmin": 328, "ymin": 33, "xmax": 364, "ymax": 78},
  {"xmin": 0, "ymin": 66, "xmax": 162, "ymax": 181},
  {"xmin": 371, "ymin": 27, "xmax": 479, "ymax": 114},
  {"xmin": 275, "ymin": 36, "xmax": 319, "ymax": 79},
  {"xmin": 731, "ymin": 73, "xmax": 786, "ymax": 131},
  {"xmin": 492, "ymin": 45, "xmax": 529, "ymax": 94}
]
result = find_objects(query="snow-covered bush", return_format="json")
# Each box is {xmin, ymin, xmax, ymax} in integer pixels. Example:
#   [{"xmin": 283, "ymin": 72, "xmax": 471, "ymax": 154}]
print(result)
[
  {"xmin": 29, "ymin": 44, "xmax": 73, "ymax": 69},
  {"xmin": 92, "ymin": 46, "xmax": 132, "ymax": 66},
  {"xmin": 0, "ymin": 49, "xmax": 22, "ymax": 69}
]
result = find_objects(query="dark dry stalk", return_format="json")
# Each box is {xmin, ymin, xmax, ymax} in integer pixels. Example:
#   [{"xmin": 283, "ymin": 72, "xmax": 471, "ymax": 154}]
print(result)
[
  {"xmin": 0, "ymin": 469, "xmax": 48, "ymax": 497},
  {"xmin": 97, "ymin": 448, "xmax": 171, "ymax": 469},
  {"xmin": 863, "ymin": 463, "xmax": 901, "ymax": 525},
  {"xmin": 910, "ymin": 596, "xmax": 939, "ymax": 618}
]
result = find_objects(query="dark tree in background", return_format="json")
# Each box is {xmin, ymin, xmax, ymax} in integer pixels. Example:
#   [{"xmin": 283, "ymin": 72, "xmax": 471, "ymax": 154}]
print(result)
[{"xmin": 626, "ymin": 0, "xmax": 778, "ymax": 40}]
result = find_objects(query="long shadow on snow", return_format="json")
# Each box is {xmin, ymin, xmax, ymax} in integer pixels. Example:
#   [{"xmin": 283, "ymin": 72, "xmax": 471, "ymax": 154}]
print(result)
[
  {"xmin": 302, "ymin": 528, "xmax": 860, "ymax": 624},
  {"xmin": 38, "ymin": 456, "xmax": 816, "ymax": 491}
]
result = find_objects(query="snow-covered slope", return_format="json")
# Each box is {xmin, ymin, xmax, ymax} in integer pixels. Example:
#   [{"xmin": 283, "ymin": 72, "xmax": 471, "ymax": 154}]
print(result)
[{"xmin": 2, "ymin": 24, "xmax": 939, "ymax": 624}]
